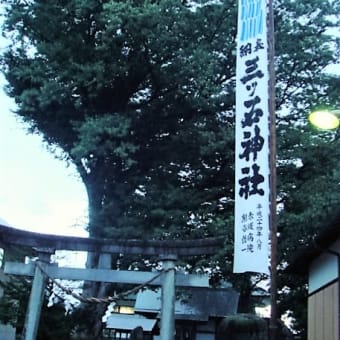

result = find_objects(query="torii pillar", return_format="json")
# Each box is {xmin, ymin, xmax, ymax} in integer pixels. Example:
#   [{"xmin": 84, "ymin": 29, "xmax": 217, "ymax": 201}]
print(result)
[
  {"xmin": 160, "ymin": 254, "xmax": 177, "ymax": 340},
  {"xmin": 22, "ymin": 248, "xmax": 54, "ymax": 340}
]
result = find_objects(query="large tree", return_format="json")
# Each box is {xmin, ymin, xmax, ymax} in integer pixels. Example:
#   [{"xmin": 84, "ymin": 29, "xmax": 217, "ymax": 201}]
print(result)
[{"xmin": 1, "ymin": 0, "xmax": 339, "ymax": 337}]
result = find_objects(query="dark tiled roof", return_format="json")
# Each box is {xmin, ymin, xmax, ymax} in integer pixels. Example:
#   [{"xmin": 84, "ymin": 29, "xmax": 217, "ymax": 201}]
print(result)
[{"xmin": 135, "ymin": 287, "xmax": 239, "ymax": 321}]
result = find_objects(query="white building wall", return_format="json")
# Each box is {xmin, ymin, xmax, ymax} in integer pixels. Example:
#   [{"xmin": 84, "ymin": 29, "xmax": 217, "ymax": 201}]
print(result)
[{"xmin": 309, "ymin": 239, "xmax": 340, "ymax": 294}]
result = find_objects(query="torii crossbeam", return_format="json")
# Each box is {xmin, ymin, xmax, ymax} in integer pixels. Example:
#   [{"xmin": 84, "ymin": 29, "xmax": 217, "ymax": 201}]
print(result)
[{"xmin": 0, "ymin": 223, "xmax": 224, "ymax": 340}]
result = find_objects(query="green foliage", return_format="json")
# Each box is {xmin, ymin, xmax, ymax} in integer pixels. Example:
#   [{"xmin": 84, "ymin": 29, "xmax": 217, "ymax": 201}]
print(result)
[
  {"xmin": 38, "ymin": 300, "xmax": 76, "ymax": 340},
  {"xmin": 1, "ymin": 0, "xmax": 340, "ymax": 336},
  {"xmin": 0, "ymin": 276, "xmax": 77, "ymax": 339},
  {"xmin": 0, "ymin": 276, "xmax": 29, "ymax": 332}
]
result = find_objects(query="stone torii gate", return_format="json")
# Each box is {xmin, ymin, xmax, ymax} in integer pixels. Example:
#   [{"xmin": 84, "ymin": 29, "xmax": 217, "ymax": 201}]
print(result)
[{"xmin": 0, "ymin": 223, "xmax": 224, "ymax": 340}]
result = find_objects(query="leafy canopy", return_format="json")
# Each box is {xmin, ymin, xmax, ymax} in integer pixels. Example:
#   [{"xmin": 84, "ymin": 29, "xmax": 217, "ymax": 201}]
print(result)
[{"xmin": 1, "ymin": 0, "xmax": 340, "ymax": 336}]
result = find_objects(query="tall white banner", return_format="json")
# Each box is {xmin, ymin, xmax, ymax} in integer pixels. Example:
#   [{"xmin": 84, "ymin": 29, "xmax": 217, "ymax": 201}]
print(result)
[{"xmin": 234, "ymin": 0, "xmax": 270, "ymax": 274}]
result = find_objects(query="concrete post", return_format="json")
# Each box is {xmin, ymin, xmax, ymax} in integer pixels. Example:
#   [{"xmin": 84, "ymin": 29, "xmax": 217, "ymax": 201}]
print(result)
[
  {"xmin": 160, "ymin": 254, "xmax": 177, "ymax": 340},
  {"xmin": 23, "ymin": 249, "xmax": 53, "ymax": 340}
]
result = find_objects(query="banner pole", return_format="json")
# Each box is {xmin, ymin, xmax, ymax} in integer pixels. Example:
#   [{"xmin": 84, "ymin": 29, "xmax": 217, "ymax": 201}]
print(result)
[{"xmin": 267, "ymin": 0, "xmax": 278, "ymax": 339}]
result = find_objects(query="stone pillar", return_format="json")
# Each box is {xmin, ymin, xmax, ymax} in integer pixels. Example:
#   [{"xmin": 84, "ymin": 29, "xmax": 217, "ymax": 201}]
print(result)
[
  {"xmin": 160, "ymin": 254, "xmax": 177, "ymax": 340},
  {"xmin": 23, "ymin": 248, "xmax": 53, "ymax": 340}
]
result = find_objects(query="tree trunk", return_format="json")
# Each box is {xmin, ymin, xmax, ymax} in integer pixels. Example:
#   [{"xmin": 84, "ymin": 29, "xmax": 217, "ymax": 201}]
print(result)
[
  {"xmin": 83, "ymin": 253, "xmax": 112, "ymax": 338},
  {"xmin": 80, "ymin": 173, "xmax": 113, "ymax": 338}
]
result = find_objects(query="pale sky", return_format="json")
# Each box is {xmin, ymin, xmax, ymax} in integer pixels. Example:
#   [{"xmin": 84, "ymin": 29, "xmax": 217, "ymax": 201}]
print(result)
[
  {"xmin": 0, "ymin": 7, "xmax": 89, "ymax": 237},
  {"xmin": 0, "ymin": 82, "xmax": 88, "ymax": 237}
]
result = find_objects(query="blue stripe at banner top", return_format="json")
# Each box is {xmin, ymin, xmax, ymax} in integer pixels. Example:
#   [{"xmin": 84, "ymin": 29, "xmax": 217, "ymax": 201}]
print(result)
[{"xmin": 240, "ymin": 0, "xmax": 264, "ymax": 42}]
